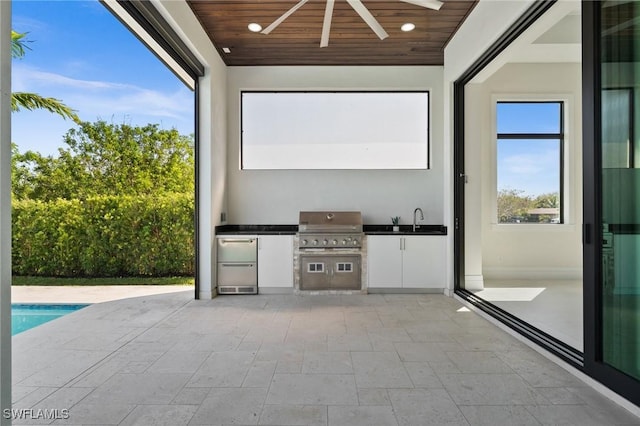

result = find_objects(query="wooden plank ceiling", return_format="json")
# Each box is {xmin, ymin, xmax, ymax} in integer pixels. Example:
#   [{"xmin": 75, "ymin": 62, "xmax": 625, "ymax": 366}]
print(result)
[{"xmin": 187, "ymin": 0, "xmax": 477, "ymax": 66}]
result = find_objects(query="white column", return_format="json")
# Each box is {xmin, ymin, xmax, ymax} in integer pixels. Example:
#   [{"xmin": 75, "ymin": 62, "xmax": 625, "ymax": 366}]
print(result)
[
  {"xmin": 197, "ymin": 74, "xmax": 214, "ymax": 299},
  {"xmin": 0, "ymin": 0, "xmax": 13, "ymax": 423}
]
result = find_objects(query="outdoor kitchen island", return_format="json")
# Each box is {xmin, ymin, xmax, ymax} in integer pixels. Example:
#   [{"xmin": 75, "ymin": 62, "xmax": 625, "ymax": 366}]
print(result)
[{"xmin": 215, "ymin": 218, "xmax": 447, "ymax": 295}]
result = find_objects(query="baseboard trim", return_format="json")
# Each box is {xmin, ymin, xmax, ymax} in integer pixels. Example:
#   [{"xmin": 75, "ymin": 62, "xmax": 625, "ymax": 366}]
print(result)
[
  {"xmin": 464, "ymin": 274, "xmax": 484, "ymax": 290},
  {"xmin": 258, "ymin": 287, "xmax": 294, "ymax": 295},
  {"xmin": 367, "ymin": 288, "xmax": 445, "ymax": 294},
  {"xmin": 200, "ymin": 290, "xmax": 214, "ymax": 299}
]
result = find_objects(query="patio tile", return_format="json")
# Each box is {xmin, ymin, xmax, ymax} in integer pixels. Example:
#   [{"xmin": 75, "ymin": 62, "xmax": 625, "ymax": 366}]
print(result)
[
  {"xmin": 388, "ymin": 388, "xmax": 469, "ymax": 426},
  {"xmin": 444, "ymin": 351, "xmax": 515, "ymax": 374},
  {"xmin": 328, "ymin": 405, "xmax": 398, "ymax": 426},
  {"xmin": 496, "ymin": 350, "xmax": 583, "ymax": 388},
  {"xmin": 11, "ymin": 292, "xmax": 639, "ymax": 426},
  {"xmin": 118, "ymin": 404, "xmax": 197, "ymax": 426},
  {"xmin": 18, "ymin": 351, "xmax": 111, "ymax": 387},
  {"xmin": 172, "ymin": 387, "xmax": 211, "ymax": 406},
  {"xmin": 524, "ymin": 404, "xmax": 620, "ymax": 425},
  {"xmin": 394, "ymin": 342, "xmax": 450, "ymax": 363},
  {"xmin": 403, "ymin": 362, "xmax": 444, "ymax": 388},
  {"xmin": 302, "ymin": 351, "xmax": 353, "ymax": 374},
  {"xmin": 351, "ymin": 351, "xmax": 413, "ymax": 389},
  {"xmin": 357, "ymin": 388, "xmax": 391, "ymax": 406},
  {"xmin": 459, "ymin": 405, "xmax": 540, "ymax": 426},
  {"xmin": 189, "ymin": 388, "xmax": 267, "ymax": 425},
  {"xmin": 11, "ymin": 387, "xmax": 57, "ymax": 408},
  {"xmin": 265, "ymin": 374, "xmax": 358, "ymax": 405},
  {"xmin": 275, "ymin": 360, "xmax": 303, "ymax": 374},
  {"xmin": 327, "ymin": 333, "xmax": 372, "ymax": 352},
  {"xmin": 50, "ymin": 402, "xmax": 135, "ymax": 425},
  {"xmin": 259, "ymin": 405, "xmax": 327, "ymax": 426},
  {"xmin": 30, "ymin": 387, "xmax": 93, "ymax": 412},
  {"xmin": 146, "ymin": 351, "xmax": 209, "ymax": 374},
  {"xmin": 437, "ymin": 373, "xmax": 549, "ymax": 406},
  {"xmin": 243, "ymin": 361, "xmax": 277, "ymax": 388},
  {"xmin": 82, "ymin": 372, "xmax": 191, "ymax": 405},
  {"xmin": 186, "ymin": 351, "xmax": 255, "ymax": 387}
]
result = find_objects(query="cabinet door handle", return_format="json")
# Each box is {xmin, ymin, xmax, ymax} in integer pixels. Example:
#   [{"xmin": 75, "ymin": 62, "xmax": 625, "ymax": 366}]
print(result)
[{"xmin": 220, "ymin": 239, "xmax": 255, "ymax": 244}]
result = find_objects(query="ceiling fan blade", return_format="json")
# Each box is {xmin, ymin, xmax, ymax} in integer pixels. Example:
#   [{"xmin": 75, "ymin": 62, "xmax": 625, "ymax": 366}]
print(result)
[
  {"xmin": 399, "ymin": 0, "xmax": 443, "ymax": 11},
  {"xmin": 345, "ymin": 0, "xmax": 389, "ymax": 40},
  {"xmin": 261, "ymin": 0, "xmax": 309, "ymax": 35},
  {"xmin": 320, "ymin": 0, "xmax": 335, "ymax": 47}
]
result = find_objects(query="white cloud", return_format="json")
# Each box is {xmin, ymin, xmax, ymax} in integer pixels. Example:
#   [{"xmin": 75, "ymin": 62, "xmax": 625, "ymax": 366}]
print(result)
[{"xmin": 12, "ymin": 64, "xmax": 193, "ymax": 121}]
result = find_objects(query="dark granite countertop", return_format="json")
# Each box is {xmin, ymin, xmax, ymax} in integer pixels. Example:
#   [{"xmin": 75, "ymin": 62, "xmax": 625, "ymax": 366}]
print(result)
[
  {"xmin": 215, "ymin": 225, "xmax": 297, "ymax": 235},
  {"xmin": 216, "ymin": 224, "xmax": 447, "ymax": 236},
  {"xmin": 364, "ymin": 224, "xmax": 447, "ymax": 235}
]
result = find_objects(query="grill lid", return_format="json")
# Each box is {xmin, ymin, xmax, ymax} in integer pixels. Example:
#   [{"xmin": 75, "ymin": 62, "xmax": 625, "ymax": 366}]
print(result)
[{"xmin": 298, "ymin": 211, "xmax": 362, "ymax": 233}]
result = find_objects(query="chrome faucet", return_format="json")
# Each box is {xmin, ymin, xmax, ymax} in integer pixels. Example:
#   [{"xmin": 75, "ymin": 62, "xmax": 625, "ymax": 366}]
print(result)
[{"xmin": 413, "ymin": 208, "xmax": 424, "ymax": 232}]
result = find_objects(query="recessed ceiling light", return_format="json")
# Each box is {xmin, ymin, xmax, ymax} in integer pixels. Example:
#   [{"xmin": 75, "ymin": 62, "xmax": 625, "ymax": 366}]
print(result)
[
  {"xmin": 248, "ymin": 23, "xmax": 262, "ymax": 32},
  {"xmin": 401, "ymin": 23, "xmax": 416, "ymax": 32},
  {"xmin": 222, "ymin": 47, "xmax": 231, "ymax": 54}
]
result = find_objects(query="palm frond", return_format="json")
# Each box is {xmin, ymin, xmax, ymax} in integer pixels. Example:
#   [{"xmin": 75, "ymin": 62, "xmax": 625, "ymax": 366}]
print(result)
[
  {"xmin": 11, "ymin": 31, "xmax": 30, "ymax": 59},
  {"xmin": 11, "ymin": 92, "xmax": 80, "ymax": 123}
]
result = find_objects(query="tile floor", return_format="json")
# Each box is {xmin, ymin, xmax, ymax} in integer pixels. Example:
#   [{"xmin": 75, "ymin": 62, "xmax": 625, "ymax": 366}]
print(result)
[{"xmin": 11, "ymin": 291, "xmax": 640, "ymax": 425}]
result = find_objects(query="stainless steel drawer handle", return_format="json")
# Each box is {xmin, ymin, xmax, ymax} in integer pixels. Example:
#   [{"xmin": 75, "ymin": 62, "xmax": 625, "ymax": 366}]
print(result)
[
  {"xmin": 221, "ymin": 239, "xmax": 255, "ymax": 243},
  {"xmin": 220, "ymin": 263, "xmax": 254, "ymax": 267}
]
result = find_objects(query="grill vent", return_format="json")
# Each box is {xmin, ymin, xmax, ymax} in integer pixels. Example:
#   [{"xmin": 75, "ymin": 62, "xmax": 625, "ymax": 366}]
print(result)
[{"xmin": 218, "ymin": 286, "xmax": 257, "ymax": 294}]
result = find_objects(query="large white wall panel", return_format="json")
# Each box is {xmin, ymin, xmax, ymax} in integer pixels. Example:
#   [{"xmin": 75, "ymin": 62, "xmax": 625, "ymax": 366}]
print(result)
[{"xmin": 226, "ymin": 66, "xmax": 444, "ymax": 226}]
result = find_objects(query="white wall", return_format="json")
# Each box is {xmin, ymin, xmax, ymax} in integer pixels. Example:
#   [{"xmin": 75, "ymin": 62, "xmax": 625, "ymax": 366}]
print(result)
[
  {"xmin": 467, "ymin": 62, "xmax": 583, "ymax": 280},
  {"xmin": 157, "ymin": 0, "xmax": 228, "ymax": 298},
  {"xmin": 226, "ymin": 66, "xmax": 444, "ymax": 226},
  {"xmin": 443, "ymin": 0, "xmax": 535, "ymax": 291}
]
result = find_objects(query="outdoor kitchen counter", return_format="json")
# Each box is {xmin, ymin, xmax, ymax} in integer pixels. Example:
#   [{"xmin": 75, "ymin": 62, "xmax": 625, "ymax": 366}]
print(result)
[
  {"xmin": 215, "ymin": 224, "xmax": 447, "ymax": 235},
  {"xmin": 215, "ymin": 225, "xmax": 297, "ymax": 235},
  {"xmin": 364, "ymin": 224, "xmax": 447, "ymax": 235}
]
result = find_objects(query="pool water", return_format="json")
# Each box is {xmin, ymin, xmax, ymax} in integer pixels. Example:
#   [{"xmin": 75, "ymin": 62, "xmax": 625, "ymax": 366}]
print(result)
[{"xmin": 11, "ymin": 304, "xmax": 89, "ymax": 336}]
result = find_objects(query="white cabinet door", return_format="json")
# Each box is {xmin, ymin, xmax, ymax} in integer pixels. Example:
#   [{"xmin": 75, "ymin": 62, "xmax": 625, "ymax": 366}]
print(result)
[
  {"xmin": 367, "ymin": 236, "xmax": 403, "ymax": 288},
  {"xmin": 402, "ymin": 236, "xmax": 446, "ymax": 288},
  {"xmin": 258, "ymin": 235, "xmax": 293, "ymax": 288}
]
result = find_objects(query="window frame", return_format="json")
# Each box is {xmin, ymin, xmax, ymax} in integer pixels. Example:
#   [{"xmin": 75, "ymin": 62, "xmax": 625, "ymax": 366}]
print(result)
[
  {"xmin": 494, "ymin": 99, "xmax": 566, "ymax": 225},
  {"xmin": 239, "ymin": 90, "xmax": 431, "ymax": 171}
]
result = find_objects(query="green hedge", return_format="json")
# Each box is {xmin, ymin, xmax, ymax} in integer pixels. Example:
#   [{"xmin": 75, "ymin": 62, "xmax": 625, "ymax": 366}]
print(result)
[{"xmin": 12, "ymin": 193, "xmax": 194, "ymax": 277}]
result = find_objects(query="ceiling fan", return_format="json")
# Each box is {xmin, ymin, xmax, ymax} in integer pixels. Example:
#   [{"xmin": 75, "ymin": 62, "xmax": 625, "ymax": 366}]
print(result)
[{"xmin": 261, "ymin": 0, "xmax": 444, "ymax": 48}]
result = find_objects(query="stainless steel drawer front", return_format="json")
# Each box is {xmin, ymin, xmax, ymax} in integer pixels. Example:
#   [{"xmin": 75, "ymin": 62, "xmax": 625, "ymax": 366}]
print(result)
[
  {"xmin": 218, "ymin": 263, "xmax": 257, "ymax": 286},
  {"xmin": 217, "ymin": 238, "xmax": 258, "ymax": 263}
]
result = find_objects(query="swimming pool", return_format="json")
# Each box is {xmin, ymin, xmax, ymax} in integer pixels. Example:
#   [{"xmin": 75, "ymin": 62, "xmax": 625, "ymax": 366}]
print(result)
[{"xmin": 11, "ymin": 304, "xmax": 89, "ymax": 336}]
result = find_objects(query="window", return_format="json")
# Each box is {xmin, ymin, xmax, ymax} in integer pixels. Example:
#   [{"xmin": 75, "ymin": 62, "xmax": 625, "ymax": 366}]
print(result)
[
  {"xmin": 241, "ymin": 91, "xmax": 429, "ymax": 170},
  {"xmin": 496, "ymin": 101, "xmax": 564, "ymax": 224}
]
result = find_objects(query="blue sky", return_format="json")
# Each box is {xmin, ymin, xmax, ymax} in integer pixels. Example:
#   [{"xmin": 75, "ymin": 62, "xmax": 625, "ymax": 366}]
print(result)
[
  {"xmin": 11, "ymin": 0, "xmax": 194, "ymax": 157},
  {"xmin": 497, "ymin": 102, "xmax": 562, "ymax": 197}
]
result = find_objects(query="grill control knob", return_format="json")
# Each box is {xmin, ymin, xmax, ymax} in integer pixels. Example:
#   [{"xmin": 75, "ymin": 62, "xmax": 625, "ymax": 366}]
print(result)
[
  {"xmin": 312, "ymin": 239, "xmax": 319, "ymax": 246},
  {"xmin": 342, "ymin": 240, "xmax": 348, "ymax": 245},
  {"xmin": 332, "ymin": 239, "xmax": 338, "ymax": 245},
  {"xmin": 353, "ymin": 239, "xmax": 359, "ymax": 245},
  {"xmin": 323, "ymin": 239, "xmax": 328, "ymax": 246},
  {"xmin": 302, "ymin": 239, "xmax": 308, "ymax": 246}
]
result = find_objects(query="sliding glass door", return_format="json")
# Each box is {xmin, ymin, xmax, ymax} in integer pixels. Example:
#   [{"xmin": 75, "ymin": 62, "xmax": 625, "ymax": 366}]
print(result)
[
  {"xmin": 600, "ymin": 0, "xmax": 640, "ymax": 382},
  {"xmin": 584, "ymin": 0, "xmax": 640, "ymax": 405}
]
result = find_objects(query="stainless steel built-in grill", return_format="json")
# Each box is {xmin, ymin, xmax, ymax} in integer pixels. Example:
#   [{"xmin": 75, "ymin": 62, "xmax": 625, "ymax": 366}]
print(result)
[{"xmin": 297, "ymin": 211, "xmax": 364, "ymax": 291}]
